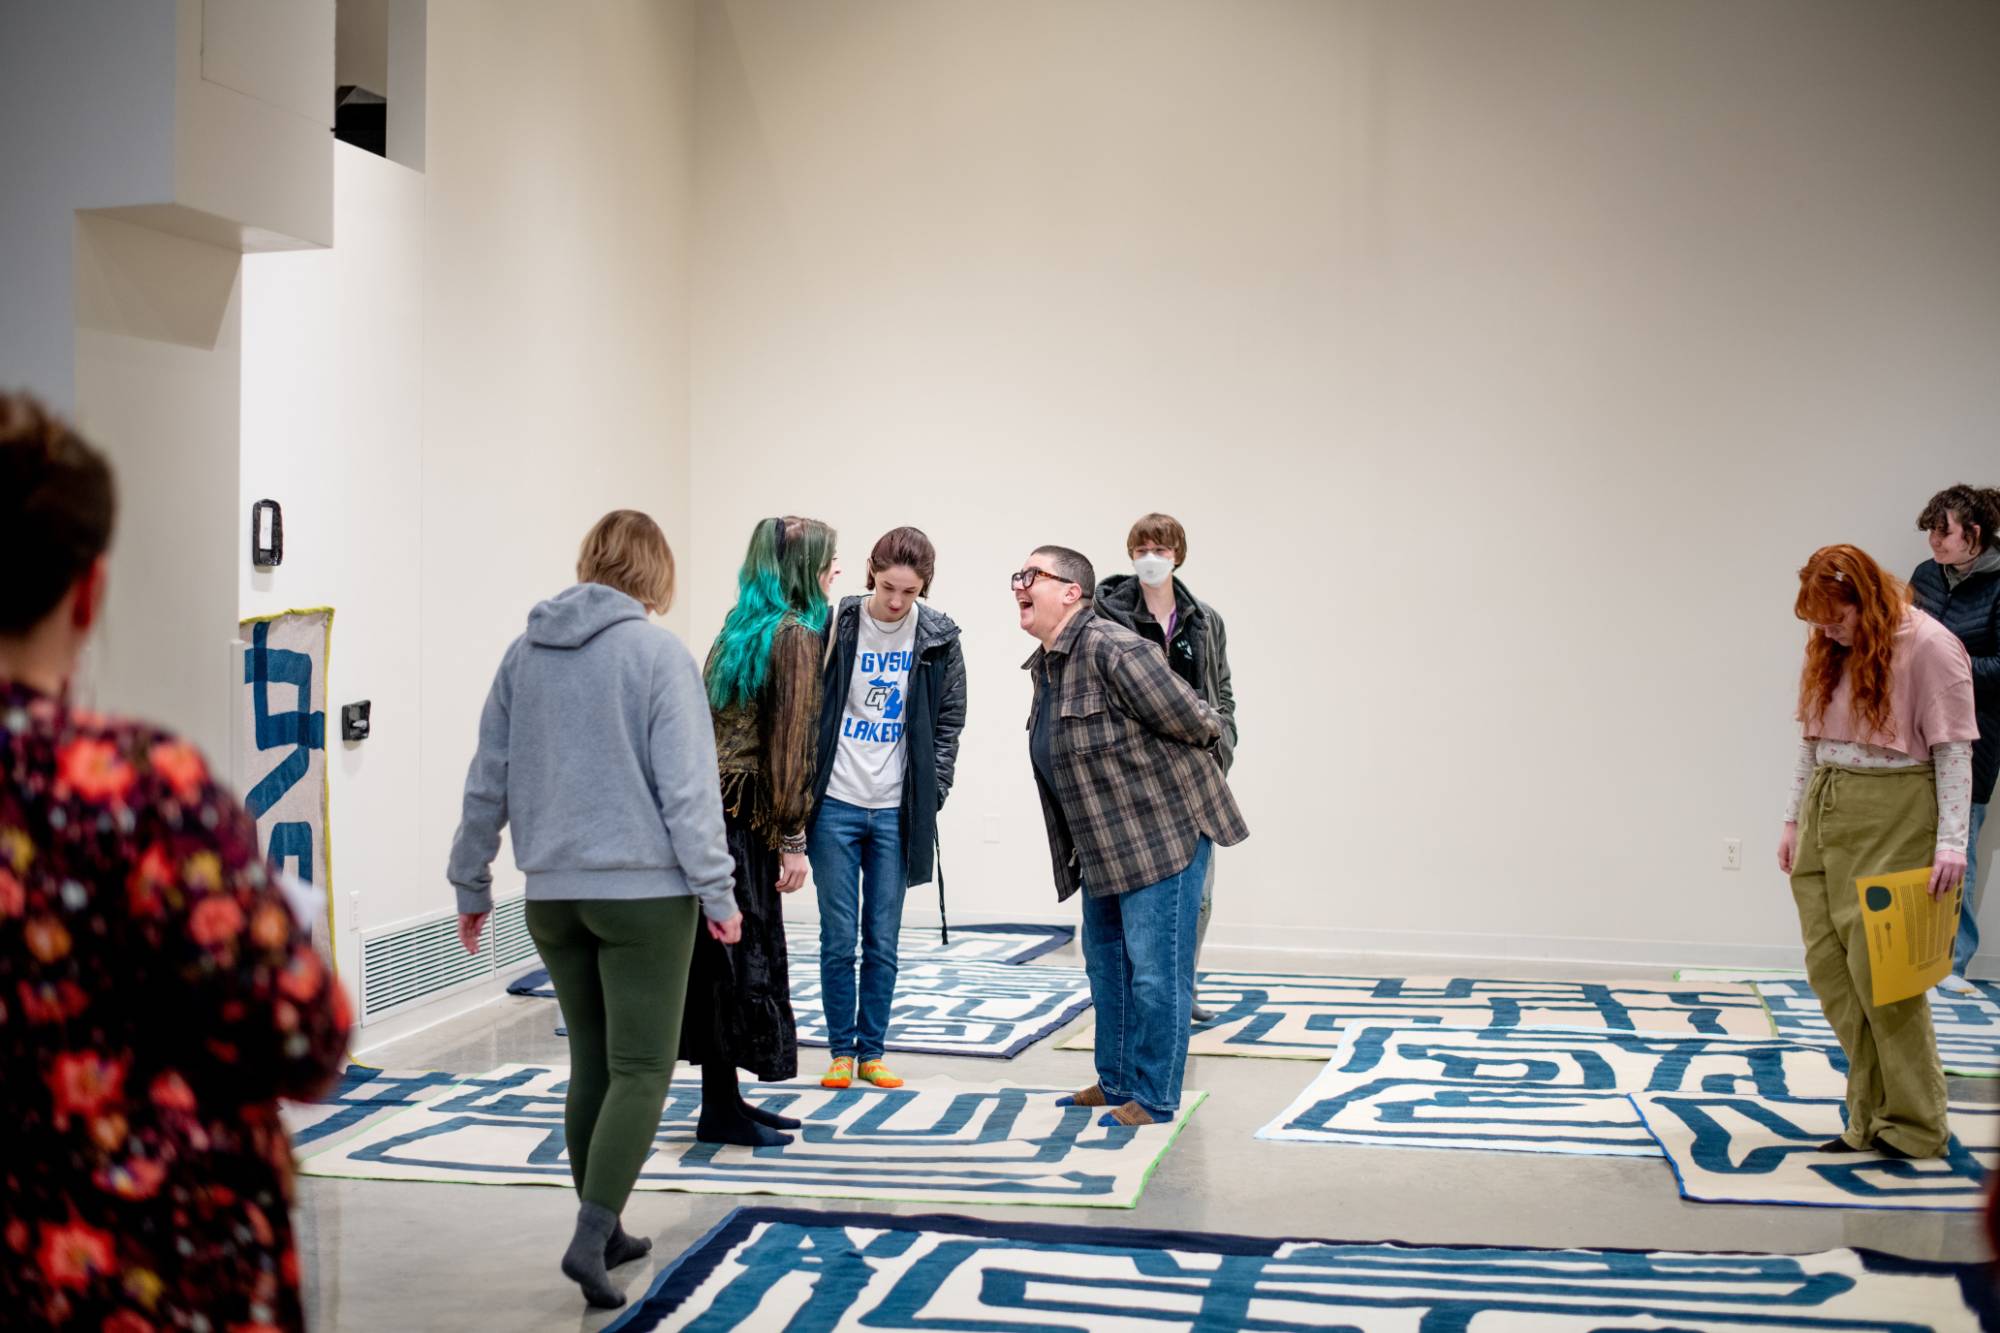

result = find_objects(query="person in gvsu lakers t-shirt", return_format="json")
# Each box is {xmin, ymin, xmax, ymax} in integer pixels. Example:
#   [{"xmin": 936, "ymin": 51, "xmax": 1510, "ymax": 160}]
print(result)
[{"xmin": 808, "ymin": 528, "xmax": 966, "ymax": 1090}]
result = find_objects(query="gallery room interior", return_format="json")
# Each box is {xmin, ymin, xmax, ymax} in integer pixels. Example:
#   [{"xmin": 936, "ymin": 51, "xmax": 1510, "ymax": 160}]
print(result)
[{"xmin": 3, "ymin": 1, "xmax": 2000, "ymax": 1329}]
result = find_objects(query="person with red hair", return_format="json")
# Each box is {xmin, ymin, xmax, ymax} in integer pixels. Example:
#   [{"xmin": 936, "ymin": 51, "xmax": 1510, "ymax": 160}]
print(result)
[{"xmin": 1780, "ymin": 544, "xmax": 1978, "ymax": 1159}]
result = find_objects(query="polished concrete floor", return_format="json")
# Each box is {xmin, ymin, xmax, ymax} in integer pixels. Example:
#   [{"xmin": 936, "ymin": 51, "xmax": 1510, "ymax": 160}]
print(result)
[{"xmin": 297, "ymin": 944, "xmax": 1994, "ymax": 1331}]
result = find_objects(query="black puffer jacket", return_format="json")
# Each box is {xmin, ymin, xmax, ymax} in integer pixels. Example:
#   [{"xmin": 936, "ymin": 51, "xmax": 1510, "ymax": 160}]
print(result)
[
  {"xmin": 1911, "ymin": 555, "xmax": 2000, "ymax": 805},
  {"xmin": 812, "ymin": 599, "xmax": 967, "ymax": 886}
]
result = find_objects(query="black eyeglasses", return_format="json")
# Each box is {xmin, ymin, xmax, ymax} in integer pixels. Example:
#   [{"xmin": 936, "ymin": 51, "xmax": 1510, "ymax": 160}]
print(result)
[{"xmin": 1010, "ymin": 567, "xmax": 1076, "ymax": 591}]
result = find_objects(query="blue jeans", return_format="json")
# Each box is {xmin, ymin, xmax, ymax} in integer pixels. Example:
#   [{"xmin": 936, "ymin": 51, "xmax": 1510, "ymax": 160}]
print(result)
[
  {"xmin": 1952, "ymin": 802, "xmax": 1989, "ymax": 976},
  {"xmin": 1080, "ymin": 838, "xmax": 1212, "ymax": 1121},
  {"xmin": 808, "ymin": 797, "xmax": 908, "ymax": 1061}
]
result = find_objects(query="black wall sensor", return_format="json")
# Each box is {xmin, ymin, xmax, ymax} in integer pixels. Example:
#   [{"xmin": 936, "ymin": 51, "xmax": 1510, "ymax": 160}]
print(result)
[
  {"xmin": 341, "ymin": 701, "xmax": 372, "ymax": 742},
  {"xmin": 252, "ymin": 499, "xmax": 284, "ymax": 567}
]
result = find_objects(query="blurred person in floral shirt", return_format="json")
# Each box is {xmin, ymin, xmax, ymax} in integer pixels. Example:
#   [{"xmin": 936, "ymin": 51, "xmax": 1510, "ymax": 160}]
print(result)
[{"xmin": 0, "ymin": 392, "xmax": 351, "ymax": 1330}]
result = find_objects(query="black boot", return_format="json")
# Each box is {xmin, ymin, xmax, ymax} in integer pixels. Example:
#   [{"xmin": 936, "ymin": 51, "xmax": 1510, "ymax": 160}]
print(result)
[
  {"xmin": 741, "ymin": 1094, "xmax": 802, "ymax": 1131},
  {"xmin": 695, "ymin": 1063, "xmax": 791, "ymax": 1147}
]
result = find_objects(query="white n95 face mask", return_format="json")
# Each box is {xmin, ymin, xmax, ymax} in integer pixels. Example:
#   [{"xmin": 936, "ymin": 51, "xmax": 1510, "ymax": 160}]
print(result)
[{"xmin": 1134, "ymin": 555, "xmax": 1175, "ymax": 588}]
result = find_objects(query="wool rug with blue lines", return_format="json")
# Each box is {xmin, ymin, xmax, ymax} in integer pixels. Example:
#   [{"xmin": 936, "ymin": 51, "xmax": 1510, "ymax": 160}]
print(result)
[
  {"xmin": 518, "ymin": 954, "xmax": 1092, "ymax": 1058},
  {"xmin": 281, "ymin": 1065, "xmax": 461, "ymax": 1148},
  {"xmin": 1634, "ymin": 1093, "xmax": 2000, "ymax": 1211},
  {"xmin": 506, "ymin": 922, "xmax": 1073, "ymax": 998},
  {"xmin": 1257, "ymin": 1024, "xmax": 1849, "ymax": 1155},
  {"xmin": 295, "ymin": 1062, "xmax": 1199, "ymax": 1207},
  {"xmin": 604, "ymin": 1205, "xmax": 1999, "ymax": 1332},
  {"xmin": 1754, "ymin": 977, "xmax": 2000, "ymax": 1077},
  {"xmin": 1062, "ymin": 972, "xmax": 1773, "ymax": 1059}
]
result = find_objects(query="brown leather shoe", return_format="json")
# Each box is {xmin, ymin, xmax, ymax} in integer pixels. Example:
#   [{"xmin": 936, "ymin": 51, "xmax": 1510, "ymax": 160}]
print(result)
[{"xmin": 1103, "ymin": 1101, "xmax": 1160, "ymax": 1127}]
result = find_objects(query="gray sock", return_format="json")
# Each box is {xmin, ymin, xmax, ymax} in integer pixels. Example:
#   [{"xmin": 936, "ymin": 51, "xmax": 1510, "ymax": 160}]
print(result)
[
  {"xmin": 561, "ymin": 1202, "xmax": 626, "ymax": 1309},
  {"xmin": 606, "ymin": 1219, "xmax": 651, "ymax": 1268}
]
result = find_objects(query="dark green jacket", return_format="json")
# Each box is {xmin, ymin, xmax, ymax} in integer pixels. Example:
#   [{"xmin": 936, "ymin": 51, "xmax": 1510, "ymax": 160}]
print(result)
[{"xmin": 1095, "ymin": 574, "xmax": 1237, "ymax": 774}]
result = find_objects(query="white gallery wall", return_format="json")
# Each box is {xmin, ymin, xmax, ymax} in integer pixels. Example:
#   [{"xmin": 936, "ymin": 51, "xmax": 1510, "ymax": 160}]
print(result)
[
  {"xmin": 0, "ymin": 4, "xmax": 174, "ymax": 411},
  {"xmin": 227, "ymin": 2, "xmax": 700, "ymax": 1023},
  {"xmin": 74, "ymin": 215, "xmax": 244, "ymax": 766},
  {"xmin": 242, "ymin": 143, "xmax": 426, "ymax": 993},
  {"xmin": 415, "ymin": 0, "xmax": 701, "ymax": 937},
  {"xmin": 688, "ymin": 0, "xmax": 2000, "ymax": 966}
]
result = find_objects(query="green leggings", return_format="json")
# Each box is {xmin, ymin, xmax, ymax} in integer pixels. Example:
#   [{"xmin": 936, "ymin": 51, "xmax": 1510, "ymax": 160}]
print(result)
[{"xmin": 525, "ymin": 897, "xmax": 699, "ymax": 1211}]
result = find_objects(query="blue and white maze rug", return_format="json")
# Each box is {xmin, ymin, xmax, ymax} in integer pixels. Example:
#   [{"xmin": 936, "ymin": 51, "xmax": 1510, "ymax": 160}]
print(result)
[
  {"xmin": 1755, "ymin": 979, "xmax": 2000, "ymax": 1078},
  {"xmin": 520, "ymin": 953, "xmax": 1091, "ymax": 1057},
  {"xmin": 606, "ymin": 1206, "xmax": 2000, "ymax": 1333},
  {"xmin": 281, "ymin": 1065, "xmax": 467, "ymax": 1149},
  {"xmin": 791, "ymin": 957, "xmax": 1092, "ymax": 1057},
  {"xmin": 1257, "ymin": 1025, "xmax": 1849, "ymax": 1156},
  {"xmin": 788, "ymin": 921, "xmax": 1074, "ymax": 965},
  {"xmin": 508, "ymin": 923, "xmax": 1077, "ymax": 998},
  {"xmin": 1634, "ymin": 1093, "xmax": 2000, "ymax": 1210},
  {"xmin": 296, "ymin": 1063, "xmax": 1200, "ymax": 1208},
  {"xmin": 1062, "ymin": 972, "xmax": 1773, "ymax": 1059}
]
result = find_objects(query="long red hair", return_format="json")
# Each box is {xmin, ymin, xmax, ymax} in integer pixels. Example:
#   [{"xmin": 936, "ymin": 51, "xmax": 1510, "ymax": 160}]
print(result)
[{"xmin": 1794, "ymin": 544, "xmax": 1910, "ymax": 741}]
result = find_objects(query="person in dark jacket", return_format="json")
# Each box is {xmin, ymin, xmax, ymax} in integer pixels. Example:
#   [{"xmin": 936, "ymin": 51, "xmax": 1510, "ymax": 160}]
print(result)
[
  {"xmin": 1096, "ymin": 513, "xmax": 1237, "ymax": 1024},
  {"xmin": 1911, "ymin": 484, "xmax": 2000, "ymax": 993},
  {"xmin": 809, "ymin": 527, "xmax": 967, "ymax": 1090},
  {"xmin": 1017, "ymin": 544, "xmax": 1249, "ymax": 1128}
]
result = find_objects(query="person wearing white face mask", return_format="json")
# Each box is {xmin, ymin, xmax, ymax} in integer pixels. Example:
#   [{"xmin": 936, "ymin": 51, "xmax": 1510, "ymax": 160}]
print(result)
[{"xmin": 1096, "ymin": 513, "xmax": 1238, "ymax": 1025}]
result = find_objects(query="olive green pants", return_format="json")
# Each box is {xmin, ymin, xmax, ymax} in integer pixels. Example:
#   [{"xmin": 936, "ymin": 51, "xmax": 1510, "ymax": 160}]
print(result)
[
  {"xmin": 525, "ymin": 897, "xmax": 698, "ymax": 1211},
  {"xmin": 1790, "ymin": 764, "xmax": 1950, "ymax": 1156}
]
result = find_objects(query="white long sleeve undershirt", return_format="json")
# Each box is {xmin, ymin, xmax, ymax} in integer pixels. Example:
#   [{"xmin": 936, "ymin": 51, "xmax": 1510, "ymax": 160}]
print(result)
[{"xmin": 1785, "ymin": 737, "xmax": 1974, "ymax": 855}]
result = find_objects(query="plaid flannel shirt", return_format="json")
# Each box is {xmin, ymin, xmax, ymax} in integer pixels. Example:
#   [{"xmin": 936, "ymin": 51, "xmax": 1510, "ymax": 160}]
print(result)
[{"xmin": 1024, "ymin": 608, "xmax": 1249, "ymax": 900}]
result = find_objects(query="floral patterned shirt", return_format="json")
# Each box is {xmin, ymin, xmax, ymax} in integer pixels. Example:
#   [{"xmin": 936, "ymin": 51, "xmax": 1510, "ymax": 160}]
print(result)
[{"xmin": 0, "ymin": 680, "xmax": 351, "ymax": 1330}]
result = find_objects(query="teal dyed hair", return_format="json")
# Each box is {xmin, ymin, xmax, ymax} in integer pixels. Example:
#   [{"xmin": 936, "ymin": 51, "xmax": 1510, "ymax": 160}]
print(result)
[{"xmin": 705, "ymin": 515, "xmax": 836, "ymax": 709}]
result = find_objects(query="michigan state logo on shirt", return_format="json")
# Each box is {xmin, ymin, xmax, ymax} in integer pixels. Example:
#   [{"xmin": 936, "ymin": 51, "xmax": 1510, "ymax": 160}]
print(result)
[{"xmin": 865, "ymin": 677, "xmax": 905, "ymax": 720}]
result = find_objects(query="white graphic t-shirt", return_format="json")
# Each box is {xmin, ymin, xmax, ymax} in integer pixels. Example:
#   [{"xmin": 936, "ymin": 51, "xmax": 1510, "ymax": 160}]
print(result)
[{"xmin": 826, "ymin": 608, "xmax": 919, "ymax": 810}]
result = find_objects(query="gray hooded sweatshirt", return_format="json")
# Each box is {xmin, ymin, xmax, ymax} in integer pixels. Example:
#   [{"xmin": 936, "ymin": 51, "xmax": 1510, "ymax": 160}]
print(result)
[{"xmin": 447, "ymin": 583, "xmax": 738, "ymax": 922}]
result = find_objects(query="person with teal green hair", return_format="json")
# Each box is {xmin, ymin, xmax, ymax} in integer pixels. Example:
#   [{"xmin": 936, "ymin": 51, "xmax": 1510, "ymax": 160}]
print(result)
[{"xmin": 682, "ymin": 514, "xmax": 839, "ymax": 1146}]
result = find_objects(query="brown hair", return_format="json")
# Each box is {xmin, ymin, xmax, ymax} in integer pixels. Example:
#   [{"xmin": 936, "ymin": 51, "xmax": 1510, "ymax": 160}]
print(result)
[
  {"xmin": 1916, "ymin": 484, "xmax": 2000, "ymax": 554},
  {"xmin": 1794, "ymin": 544, "xmax": 1911, "ymax": 742},
  {"xmin": 577, "ymin": 509, "xmax": 675, "ymax": 612},
  {"xmin": 866, "ymin": 526, "xmax": 937, "ymax": 596},
  {"xmin": 0, "ymin": 393, "xmax": 117, "ymax": 636},
  {"xmin": 1127, "ymin": 512, "xmax": 1187, "ymax": 567}
]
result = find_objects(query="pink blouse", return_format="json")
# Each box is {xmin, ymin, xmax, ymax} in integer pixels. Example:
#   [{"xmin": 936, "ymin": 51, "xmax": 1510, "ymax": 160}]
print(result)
[{"xmin": 1802, "ymin": 607, "xmax": 1978, "ymax": 756}]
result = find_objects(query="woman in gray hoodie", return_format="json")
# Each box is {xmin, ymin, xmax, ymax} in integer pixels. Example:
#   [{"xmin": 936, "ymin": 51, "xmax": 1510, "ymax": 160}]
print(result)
[{"xmin": 449, "ymin": 510, "xmax": 740, "ymax": 1312}]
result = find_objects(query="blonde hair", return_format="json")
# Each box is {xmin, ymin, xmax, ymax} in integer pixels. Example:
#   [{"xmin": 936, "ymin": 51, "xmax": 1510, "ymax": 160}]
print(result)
[{"xmin": 577, "ymin": 510, "xmax": 675, "ymax": 611}]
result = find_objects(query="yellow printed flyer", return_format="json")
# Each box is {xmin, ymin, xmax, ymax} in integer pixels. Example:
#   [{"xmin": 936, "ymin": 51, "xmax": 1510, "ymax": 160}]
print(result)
[{"xmin": 1856, "ymin": 866, "xmax": 1960, "ymax": 1007}]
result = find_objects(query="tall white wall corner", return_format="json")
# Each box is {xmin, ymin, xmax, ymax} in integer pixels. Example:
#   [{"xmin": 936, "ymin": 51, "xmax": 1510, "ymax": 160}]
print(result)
[
  {"xmin": 386, "ymin": 0, "xmax": 427, "ymax": 173},
  {"xmin": 86, "ymin": 0, "xmax": 338, "ymax": 255}
]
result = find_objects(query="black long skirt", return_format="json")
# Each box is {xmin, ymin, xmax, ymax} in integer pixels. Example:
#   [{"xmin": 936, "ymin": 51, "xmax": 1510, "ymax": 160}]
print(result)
[{"xmin": 678, "ymin": 812, "xmax": 798, "ymax": 1082}]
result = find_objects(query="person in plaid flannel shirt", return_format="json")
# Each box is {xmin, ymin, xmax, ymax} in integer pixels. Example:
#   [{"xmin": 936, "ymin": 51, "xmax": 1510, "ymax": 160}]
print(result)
[{"xmin": 1015, "ymin": 545, "xmax": 1247, "ymax": 1127}]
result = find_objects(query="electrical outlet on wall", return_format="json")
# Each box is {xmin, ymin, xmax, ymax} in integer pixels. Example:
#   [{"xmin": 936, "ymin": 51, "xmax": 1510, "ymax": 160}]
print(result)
[
  {"xmin": 1722, "ymin": 838, "xmax": 1743, "ymax": 871},
  {"xmin": 984, "ymin": 814, "xmax": 1003, "ymax": 845}
]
